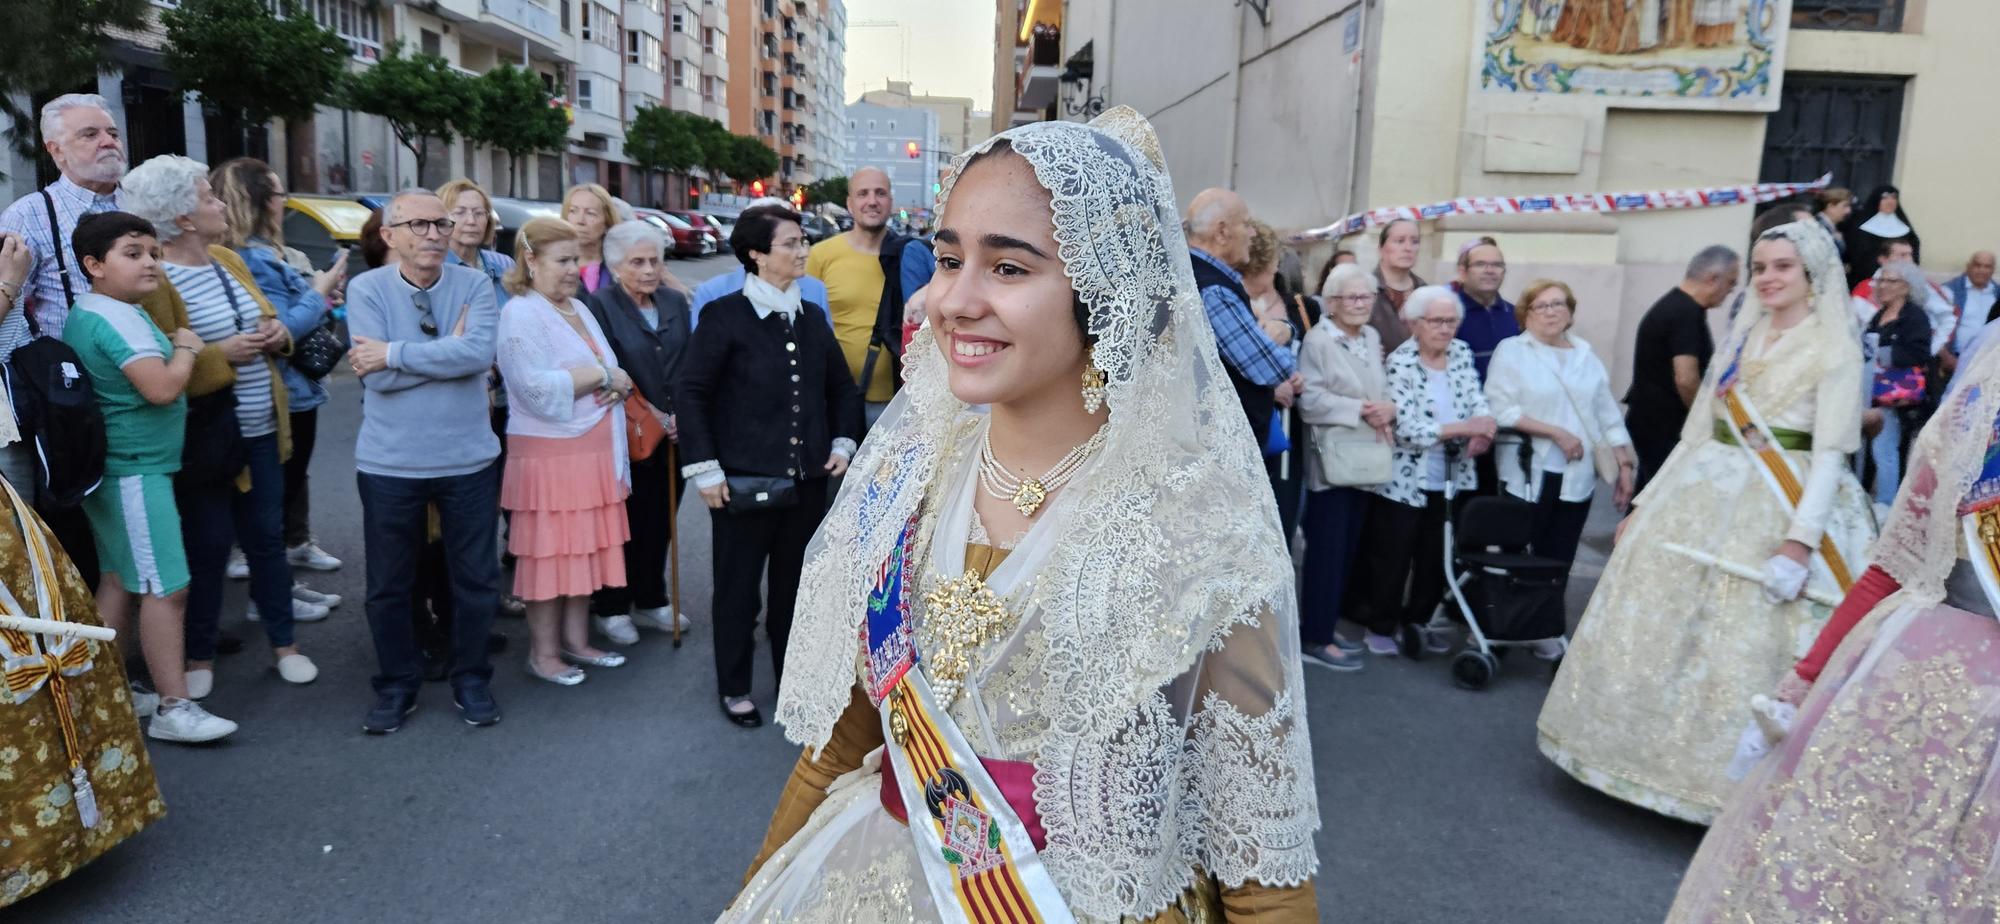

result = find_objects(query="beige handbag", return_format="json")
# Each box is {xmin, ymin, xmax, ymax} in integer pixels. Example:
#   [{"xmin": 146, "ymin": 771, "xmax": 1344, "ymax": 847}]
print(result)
[
  {"xmin": 1533, "ymin": 345, "xmax": 1623, "ymax": 487},
  {"xmin": 1312, "ymin": 424, "xmax": 1392, "ymax": 487}
]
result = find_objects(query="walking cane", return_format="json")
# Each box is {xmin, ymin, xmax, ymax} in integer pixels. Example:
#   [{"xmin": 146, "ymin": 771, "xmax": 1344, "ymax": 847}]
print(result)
[{"xmin": 667, "ymin": 439, "xmax": 682, "ymax": 649}]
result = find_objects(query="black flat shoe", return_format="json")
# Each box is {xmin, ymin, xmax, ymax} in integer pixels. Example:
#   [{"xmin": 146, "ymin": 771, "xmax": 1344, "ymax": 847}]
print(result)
[
  {"xmin": 720, "ymin": 696, "xmax": 763, "ymax": 728},
  {"xmin": 216, "ymin": 634, "xmax": 245, "ymax": 656}
]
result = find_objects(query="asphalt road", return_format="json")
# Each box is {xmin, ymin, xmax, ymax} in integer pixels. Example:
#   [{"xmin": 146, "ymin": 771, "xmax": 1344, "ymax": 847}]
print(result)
[{"xmin": 23, "ymin": 252, "xmax": 1704, "ymax": 923}]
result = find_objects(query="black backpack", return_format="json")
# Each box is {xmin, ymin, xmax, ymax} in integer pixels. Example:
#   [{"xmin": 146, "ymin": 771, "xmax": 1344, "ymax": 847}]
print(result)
[
  {"xmin": 6, "ymin": 189, "xmax": 108, "ymax": 508},
  {"xmin": 6, "ymin": 333, "xmax": 106, "ymax": 508}
]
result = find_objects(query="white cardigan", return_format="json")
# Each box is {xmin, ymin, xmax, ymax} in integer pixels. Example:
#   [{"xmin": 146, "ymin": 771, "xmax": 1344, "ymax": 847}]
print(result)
[
  {"xmin": 1483, "ymin": 333, "xmax": 1631, "ymax": 503},
  {"xmin": 496, "ymin": 291, "xmax": 629, "ymax": 485}
]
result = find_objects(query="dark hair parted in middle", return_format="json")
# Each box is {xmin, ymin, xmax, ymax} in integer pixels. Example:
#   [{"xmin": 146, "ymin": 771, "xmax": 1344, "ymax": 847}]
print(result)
[
  {"xmin": 730, "ymin": 204, "xmax": 803, "ymax": 274},
  {"xmin": 73, "ymin": 211, "xmax": 158, "ymax": 273}
]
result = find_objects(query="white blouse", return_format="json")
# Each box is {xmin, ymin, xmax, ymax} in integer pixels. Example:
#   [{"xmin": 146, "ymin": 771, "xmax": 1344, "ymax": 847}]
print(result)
[
  {"xmin": 1483, "ymin": 333, "xmax": 1631, "ymax": 503},
  {"xmin": 496, "ymin": 291, "xmax": 629, "ymax": 484}
]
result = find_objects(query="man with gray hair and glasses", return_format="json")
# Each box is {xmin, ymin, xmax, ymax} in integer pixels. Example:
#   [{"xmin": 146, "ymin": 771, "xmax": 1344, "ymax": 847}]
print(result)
[
  {"xmin": 344, "ymin": 189, "xmax": 504, "ymax": 734},
  {"xmin": 1625, "ymin": 243, "xmax": 1741, "ymax": 491},
  {"xmin": 0, "ymin": 93, "xmax": 130, "ymax": 580}
]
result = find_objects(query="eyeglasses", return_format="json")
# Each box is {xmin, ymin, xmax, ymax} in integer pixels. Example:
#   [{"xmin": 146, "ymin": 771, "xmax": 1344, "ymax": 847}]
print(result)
[
  {"xmin": 1467, "ymin": 261, "xmax": 1506, "ymax": 271},
  {"xmin": 389, "ymin": 218, "xmax": 456, "ymax": 238},
  {"xmin": 1416, "ymin": 316, "xmax": 1459, "ymax": 329},
  {"xmin": 1528, "ymin": 301, "xmax": 1571, "ymax": 314},
  {"xmin": 413, "ymin": 289, "xmax": 437, "ymax": 336},
  {"xmin": 1333, "ymin": 294, "xmax": 1374, "ymax": 304}
]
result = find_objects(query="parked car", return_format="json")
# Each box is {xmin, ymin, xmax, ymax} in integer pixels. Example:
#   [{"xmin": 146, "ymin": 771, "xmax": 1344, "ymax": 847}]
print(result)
[
  {"xmin": 489, "ymin": 196, "xmax": 564, "ymax": 258},
  {"xmin": 666, "ymin": 210, "xmax": 724, "ymax": 254},
  {"xmin": 632, "ymin": 208, "xmax": 708, "ymax": 259},
  {"xmin": 283, "ymin": 195, "xmax": 377, "ymax": 271},
  {"xmin": 801, "ymin": 212, "xmax": 838, "ymax": 244}
]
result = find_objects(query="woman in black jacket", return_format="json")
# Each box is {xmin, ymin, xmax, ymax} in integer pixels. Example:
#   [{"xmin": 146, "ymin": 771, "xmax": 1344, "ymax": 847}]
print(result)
[
  {"xmin": 587, "ymin": 220, "xmax": 694, "ymax": 646},
  {"xmin": 1864, "ymin": 259, "xmax": 1933, "ymax": 507},
  {"xmin": 675, "ymin": 204, "xmax": 863, "ymax": 727}
]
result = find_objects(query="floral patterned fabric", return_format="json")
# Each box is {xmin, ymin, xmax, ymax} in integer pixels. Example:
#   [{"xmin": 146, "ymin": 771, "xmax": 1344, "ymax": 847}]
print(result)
[
  {"xmin": 1372, "ymin": 338, "xmax": 1489, "ymax": 508},
  {"xmin": 0, "ymin": 500, "xmax": 163, "ymax": 908}
]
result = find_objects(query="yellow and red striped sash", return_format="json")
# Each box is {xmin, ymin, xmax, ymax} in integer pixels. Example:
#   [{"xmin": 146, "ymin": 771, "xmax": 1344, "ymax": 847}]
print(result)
[{"xmin": 1719, "ymin": 388, "xmax": 1854, "ymax": 593}]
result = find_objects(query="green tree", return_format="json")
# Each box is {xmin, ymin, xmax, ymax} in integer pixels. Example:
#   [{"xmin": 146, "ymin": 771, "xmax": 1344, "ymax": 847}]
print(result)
[
  {"xmin": 465, "ymin": 65, "xmax": 569, "ymax": 194},
  {"xmin": 727, "ymin": 135, "xmax": 780, "ymax": 188},
  {"xmin": 0, "ymin": 0, "xmax": 150, "ymax": 164},
  {"xmin": 340, "ymin": 42, "xmax": 478, "ymax": 185},
  {"xmin": 162, "ymin": 0, "xmax": 350, "ymax": 160},
  {"xmin": 803, "ymin": 176, "xmax": 848, "ymax": 207}
]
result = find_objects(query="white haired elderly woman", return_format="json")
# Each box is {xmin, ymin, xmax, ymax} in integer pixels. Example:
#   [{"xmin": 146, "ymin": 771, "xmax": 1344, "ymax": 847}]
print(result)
[
  {"xmin": 1295, "ymin": 261, "xmax": 1394, "ymax": 672},
  {"xmin": 121, "ymin": 154, "xmax": 320, "ymax": 699},
  {"xmin": 583, "ymin": 219, "xmax": 694, "ymax": 645},
  {"xmin": 1351, "ymin": 284, "xmax": 1496, "ymax": 657},
  {"xmin": 1862, "ymin": 259, "xmax": 1934, "ymax": 507}
]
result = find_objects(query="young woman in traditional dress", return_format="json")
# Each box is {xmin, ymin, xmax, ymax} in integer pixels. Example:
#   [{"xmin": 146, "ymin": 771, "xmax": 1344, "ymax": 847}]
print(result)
[
  {"xmin": 1535, "ymin": 221, "xmax": 1876, "ymax": 825},
  {"xmin": 1666, "ymin": 332, "xmax": 2000, "ymax": 922},
  {"xmin": 717, "ymin": 108, "xmax": 1320, "ymax": 922}
]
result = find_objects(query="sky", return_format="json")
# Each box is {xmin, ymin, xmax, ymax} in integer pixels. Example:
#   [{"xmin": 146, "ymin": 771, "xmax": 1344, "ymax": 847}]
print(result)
[{"xmin": 841, "ymin": 0, "xmax": 996, "ymax": 110}]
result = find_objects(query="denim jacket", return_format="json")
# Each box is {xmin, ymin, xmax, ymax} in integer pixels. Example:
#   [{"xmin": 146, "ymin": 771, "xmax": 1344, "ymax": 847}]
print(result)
[{"xmin": 236, "ymin": 238, "xmax": 334, "ymax": 411}]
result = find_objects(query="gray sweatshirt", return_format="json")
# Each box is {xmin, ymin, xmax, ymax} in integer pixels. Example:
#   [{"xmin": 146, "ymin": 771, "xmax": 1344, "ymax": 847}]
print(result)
[{"xmin": 346, "ymin": 263, "xmax": 501, "ymax": 479}]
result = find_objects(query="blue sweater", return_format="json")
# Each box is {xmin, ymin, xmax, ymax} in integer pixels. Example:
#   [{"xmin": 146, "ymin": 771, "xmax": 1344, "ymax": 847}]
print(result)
[{"xmin": 345, "ymin": 263, "xmax": 501, "ymax": 479}]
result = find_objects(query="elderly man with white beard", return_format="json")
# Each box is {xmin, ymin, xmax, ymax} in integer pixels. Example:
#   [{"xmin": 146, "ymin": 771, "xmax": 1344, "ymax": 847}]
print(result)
[{"xmin": 0, "ymin": 93, "xmax": 131, "ymax": 592}]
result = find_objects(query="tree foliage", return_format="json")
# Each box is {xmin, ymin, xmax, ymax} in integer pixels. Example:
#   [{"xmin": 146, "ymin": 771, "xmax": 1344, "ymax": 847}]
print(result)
[
  {"xmin": 623, "ymin": 105, "xmax": 702, "ymax": 178},
  {"xmin": 803, "ymin": 176, "xmax": 848, "ymax": 207},
  {"xmin": 0, "ymin": 0, "xmax": 151, "ymax": 162},
  {"xmin": 465, "ymin": 65, "xmax": 569, "ymax": 191},
  {"xmin": 340, "ymin": 42, "xmax": 478, "ymax": 183},
  {"xmin": 727, "ymin": 135, "xmax": 780, "ymax": 187},
  {"xmin": 163, "ymin": 0, "xmax": 349, "ymax": 126}
]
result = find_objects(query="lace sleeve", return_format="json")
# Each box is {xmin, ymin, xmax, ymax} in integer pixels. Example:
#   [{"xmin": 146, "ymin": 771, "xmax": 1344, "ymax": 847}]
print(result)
[
  {"xmin": 1171, "ymin": 606, "xmax": 1319, "ymax": 893},
  {"xmin": 495, "ymin": 306, "xmax": 582, "ymax": 423}
]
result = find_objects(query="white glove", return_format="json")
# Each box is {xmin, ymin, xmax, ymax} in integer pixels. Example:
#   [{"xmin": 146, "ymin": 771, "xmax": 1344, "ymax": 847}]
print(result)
[
  {"xmin": 1725, "ymin": 716, "xmax": 1771, "ymax": 781},
  {"xmin": 1724, "ymin": 694, "xmax": 1799, "ymax": 781},
  {"xmin": 1761, "ymin": 554, "xmax": 1809, "ymax": 603}
]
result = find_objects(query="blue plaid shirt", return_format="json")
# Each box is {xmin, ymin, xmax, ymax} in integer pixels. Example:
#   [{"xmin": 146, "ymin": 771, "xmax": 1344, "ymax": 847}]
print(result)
[
  {"xmin": 0, "ymin": 177, "xmax": 121, "ymax": 361},
  {"xmin": 1192, "ymin": 248, "xmax": 1294, "ymax": 387}
]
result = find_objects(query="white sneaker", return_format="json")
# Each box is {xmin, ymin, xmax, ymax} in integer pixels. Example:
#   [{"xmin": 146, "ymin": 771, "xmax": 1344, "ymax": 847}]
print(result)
[
  {"xmin": 594, "ymin": 614, "xmax": 641, "ymax": 646},
  {"xmin": 148, "ymin": 699, "xmax": 238, "ymax": 743},
  {"xmin": 287, "ymin": 541, "xmax": 342, "ymax": 571},
  {"xmin": 632, "ymin": 605, "xmax": 690, "ymax": 633},
  {"xmin": 129, "ymin": 683, "xmax": 160, "ymax": 718},
  {"xmin": 247, "ymin": 599, "xmax": 330, "ymax": 623},
  {"xmin": 276, "ymin": 653, "xmax": 318, "ymax": 685},
  {"xmin": 292, "ymin": 582, "xmax": 342, "ymax": 609},
  {"xmin": 226, "ymin": 549, "xmax": 249, "ymax": 580},
  {"xmin": 185, "ymin": 669, "xmax": 214, "ymax": 700},
  {"xmin": 1531, "ymin": 638, "xmax": 1566, "ymax": 661}
]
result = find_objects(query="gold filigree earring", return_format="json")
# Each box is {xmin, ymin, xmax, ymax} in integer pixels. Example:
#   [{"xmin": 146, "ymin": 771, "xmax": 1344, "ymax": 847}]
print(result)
[{"xmin": 1081, "ymin": 346, "xmax": 1107, "ymax": 414}]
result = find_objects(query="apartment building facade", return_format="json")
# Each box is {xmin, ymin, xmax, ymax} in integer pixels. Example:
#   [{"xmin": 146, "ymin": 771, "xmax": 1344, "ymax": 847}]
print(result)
[{"xmin": 724, "ymin": 0, "xmax": 845, "ymax": 196}]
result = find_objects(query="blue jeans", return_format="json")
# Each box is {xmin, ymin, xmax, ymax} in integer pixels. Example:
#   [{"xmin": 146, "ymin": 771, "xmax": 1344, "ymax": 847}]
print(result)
[
  {"xmin": 357, "ymin": 462, "xmax": 500, "ymax": 695},
  {"xmin": 1868, "ymin": 408, "xmax": 1904, "ymax": 506},
  {"xmin": 182, "ymin": 433, "xmax": 294, "ymax": 659}
]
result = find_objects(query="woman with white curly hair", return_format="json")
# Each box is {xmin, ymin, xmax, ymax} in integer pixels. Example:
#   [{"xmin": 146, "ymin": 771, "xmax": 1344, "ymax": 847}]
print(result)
[{"xmin": 121, "ymin": 154, "xmax": 321, "ymax": 700}]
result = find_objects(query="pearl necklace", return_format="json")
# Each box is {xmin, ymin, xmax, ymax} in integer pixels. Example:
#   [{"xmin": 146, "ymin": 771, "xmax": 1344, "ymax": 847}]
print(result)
[{"xmin": 978, "ymin": 424, "xmax": 1109, "ymax": 517}]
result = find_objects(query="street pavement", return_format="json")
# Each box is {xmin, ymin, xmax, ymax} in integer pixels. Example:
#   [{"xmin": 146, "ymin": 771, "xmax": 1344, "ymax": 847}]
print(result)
[{"xmin": 25, "ymin": 252, "xmax": 1705, "ymax": 923}]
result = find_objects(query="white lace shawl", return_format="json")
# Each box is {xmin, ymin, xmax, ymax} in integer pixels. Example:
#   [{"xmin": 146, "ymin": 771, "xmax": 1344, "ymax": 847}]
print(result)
[
  {"xmin": 495, "ymin": 291, "xmax": 628, "ymax": 485},
  {"xmin": 1870, "ymin": 338, "xmax": 2000, "ymax": 601},
  {"xmin": 775, "ymin": 108, "xmax": 1319, "ymax": 920}
]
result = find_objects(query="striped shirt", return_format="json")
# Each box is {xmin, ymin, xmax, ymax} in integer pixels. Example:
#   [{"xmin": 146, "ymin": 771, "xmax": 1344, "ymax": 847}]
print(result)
[
  {"xmin": 0, "ymin": 177, "xmax": 121, "ymax": 361},
  {"xmin": 164, "ymin": 261, "xmax": 277, "ymax": 438}
]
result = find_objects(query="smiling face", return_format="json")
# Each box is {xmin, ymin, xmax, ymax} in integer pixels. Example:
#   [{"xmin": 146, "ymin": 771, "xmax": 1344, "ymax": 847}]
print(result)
[
  {"xmin": 848, "ymin": 168, "xmax": 893, "ymax": 232},
  {"xmin": 927, "ymin": 151, "xmax": 1088, "ymax": 412},
  {"xmin": 1750, "ymin": 237, "xmax": 1811, "ymax": 312}
]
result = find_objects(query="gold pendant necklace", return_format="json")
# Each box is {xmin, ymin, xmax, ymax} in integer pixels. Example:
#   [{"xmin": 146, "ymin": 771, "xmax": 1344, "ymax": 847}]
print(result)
[{"xmin": 978, "ymin": 424, "xmax": 1108, "ymax": 517}]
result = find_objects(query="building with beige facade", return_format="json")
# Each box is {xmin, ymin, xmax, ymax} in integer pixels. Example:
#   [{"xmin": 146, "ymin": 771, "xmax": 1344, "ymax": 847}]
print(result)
[
  {"xmin": 861, "ymin": 79, "xmax": 979, "ymax": 157},
  {"xmin": 996, "ymin": 0, "xmax": 2000, "ymax": 392}
]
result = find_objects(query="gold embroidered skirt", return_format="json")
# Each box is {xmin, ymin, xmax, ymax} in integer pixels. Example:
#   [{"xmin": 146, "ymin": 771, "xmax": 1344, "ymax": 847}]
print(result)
[
  {"xmin": 1536, "ymin": 440, "xmax": 1874, "ymax": 824},
  {"xmin": 1667, "ymin": 600, "xmax": 2000, "ymax": 922}
]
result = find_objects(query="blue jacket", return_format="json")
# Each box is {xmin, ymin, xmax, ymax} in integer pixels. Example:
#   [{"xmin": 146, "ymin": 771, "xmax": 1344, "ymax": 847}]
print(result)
[{"xmin": 236, "ymin": 240, "xmax": 335, "ymax": 412}]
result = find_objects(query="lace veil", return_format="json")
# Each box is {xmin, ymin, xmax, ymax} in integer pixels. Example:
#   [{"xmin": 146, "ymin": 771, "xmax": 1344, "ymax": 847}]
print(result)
[
  {"xmin": 1674, "ymin": 220, "xmax": 1863, "ymax": 453},
  {"xmin": 1869, "ymin": 338, "xmax": 2000, "ymax": 601},
  {"xmin": 777, "ymin": 108, "xmax": 1318, "ymax": 919}
]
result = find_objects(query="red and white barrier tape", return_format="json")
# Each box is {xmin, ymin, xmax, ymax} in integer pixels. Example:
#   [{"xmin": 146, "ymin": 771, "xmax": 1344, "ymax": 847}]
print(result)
[{"xmin": 1288, "ymin": 174, "xmax": 1832, "ymax": 243}]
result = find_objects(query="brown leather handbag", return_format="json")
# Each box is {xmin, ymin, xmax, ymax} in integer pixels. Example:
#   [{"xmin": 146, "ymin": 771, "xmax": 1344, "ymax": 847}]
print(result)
[{"xmin": 625, "ymin": 392, "xmax": 666, "ymax": 461}]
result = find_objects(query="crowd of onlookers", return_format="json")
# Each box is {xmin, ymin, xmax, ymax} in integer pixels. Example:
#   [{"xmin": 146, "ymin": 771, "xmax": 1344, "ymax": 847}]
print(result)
[
  {"xmin": 1192, "ymin": 180, "xmax": 1995, "ymax": 676},
  {"xmin": 1, "ymin": 93, "xmax": 933, "ymax": 741},
  {"xmin": 9, "ymin": 89, "xmax": 1989, "ymax": 747}
]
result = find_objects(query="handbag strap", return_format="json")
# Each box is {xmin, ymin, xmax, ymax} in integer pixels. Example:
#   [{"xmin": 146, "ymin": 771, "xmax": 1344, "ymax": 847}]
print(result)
[
  {"xmin": 1526, "ymin": 340, "xmax": 1609, "ymax": 448},
  {"xmin": 208, "ymin": 261, "xmax": 252, "ymax": 334},
  {"xmin": 36, "ymin": 190, "xmax": 73, "ymax": 337}
]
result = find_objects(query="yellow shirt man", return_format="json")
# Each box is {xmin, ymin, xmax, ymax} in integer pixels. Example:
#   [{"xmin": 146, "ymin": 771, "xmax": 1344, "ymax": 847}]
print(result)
[{"xmin": 806, "ymin": 234, "xmax": 897, "ymax": 403}]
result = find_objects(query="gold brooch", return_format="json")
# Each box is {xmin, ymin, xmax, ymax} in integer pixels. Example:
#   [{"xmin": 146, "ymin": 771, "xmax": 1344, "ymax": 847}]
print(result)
[{"xmin": 918, "ymin": 570, "xmax": 1016, "ymax": 706}]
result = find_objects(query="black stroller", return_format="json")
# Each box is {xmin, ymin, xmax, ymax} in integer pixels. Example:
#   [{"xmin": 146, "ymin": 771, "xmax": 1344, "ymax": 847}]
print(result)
[{"xmin": 1434, "ymin": 440, "xmax": 1572, "ymax": 690}]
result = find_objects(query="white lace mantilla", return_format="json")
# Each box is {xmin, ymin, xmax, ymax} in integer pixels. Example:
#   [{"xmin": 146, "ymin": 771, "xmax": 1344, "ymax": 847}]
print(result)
[{"xmin": 775, "ymin": 108, "xmax": 1319, "ymax": 921}]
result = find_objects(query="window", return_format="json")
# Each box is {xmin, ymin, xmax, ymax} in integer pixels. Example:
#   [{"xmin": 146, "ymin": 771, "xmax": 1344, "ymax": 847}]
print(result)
[
  {"xmin": 868, "ymin": 119, "xmax": 876, "ymax": 131},
  {"xmin": 847, "ymin": 118, "xmax": 855, "ymax": 130},
  {"xmin": 673, "ymin": 59, "xmax": 689, "ymax": 88},
  {"xmin": 703, "ymin": 26, "xmax": 718, "ymax": 52},
  {"xmin": 626, "ymin": 32, "xmax": 661, "ymax": 71},
  {"xmin": 560, "ymin": 0, "xmax": 572, "ymax": 33},
  {"xmin": 671, "ymin": 10, "xmax": 685, "ymax": 31},
  {"xmin": 581, "ymin": 2, "xmax": 616, "ymax": 47},
  {"xmin": 577, "ymin": 77, "xmax": 595, "ymax": 110},
  {"xmin": 419, "ymin": 28, "xmax": 442, "ymax": 57},
  {"xmin": 309, "ymin": 0, "xmax": 384, "ymax": 61},
  {"xmin": 702, "ymin": 75, "xmax": 718, "ymax": 101},
  {"xmin": 1792, "ymin": 0, "xmax": 1903, "ymax": 31},
  {"xmin": 888, "ymin": 120, "xmax": 896, "ymax": 131}
]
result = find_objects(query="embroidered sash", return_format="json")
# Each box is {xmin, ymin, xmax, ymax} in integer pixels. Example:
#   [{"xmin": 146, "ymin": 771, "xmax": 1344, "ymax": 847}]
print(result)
[
  {"xmin": 864, "ymin": 516, "xmax": 1074, "ymax": 924},
  {"xmin": 1711, "ymin": 340, "xmax": 1854, "ymax": 593},
  {"xmin": 0, "ymin": 477, "xmax": 100, "ymax": 829},
  {"xmin": 1958, "ymin": 397, "xmax": 2000, "ymax": 617}
]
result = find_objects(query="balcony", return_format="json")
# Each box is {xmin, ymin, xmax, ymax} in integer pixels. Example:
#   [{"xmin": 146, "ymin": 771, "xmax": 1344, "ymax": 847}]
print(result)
[
  {"xmin": 625, "ymin": 63, "xmax": 664, "ymax": 98},
  {"xmin": 1792, "ymin": 0, "xmax": 1903, "ymax": 30},
  {"xmin": 704, "ymin": 49, "xmax": 727, "ymax": 76},
  {"xmin": 623, "ymin": 0, "xmax": 666, "ymax": 38},
  {"xmin": 579, "ymin": 40, "xmax": 622, "ymax": 79},
  {"xmin": 430, "ymin": 0, "xmax": 572, "ymax": 62},
  {"xmin": 1016, "ymin": 24, "xmax": 1061, "ymax": 111}
]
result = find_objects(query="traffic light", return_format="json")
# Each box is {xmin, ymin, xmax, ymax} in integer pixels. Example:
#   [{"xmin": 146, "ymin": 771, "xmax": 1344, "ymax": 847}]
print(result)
[
  {"xmin": 905, "ymin": 141, "xmax": 920, "ymax": 159},
  {"xmin": 751, "ymin": 179, "xmax": 765, "ymax": 197},
  {"xmin": 791, "ymin": 189, "xmax": 804, "ymax": 208}
]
